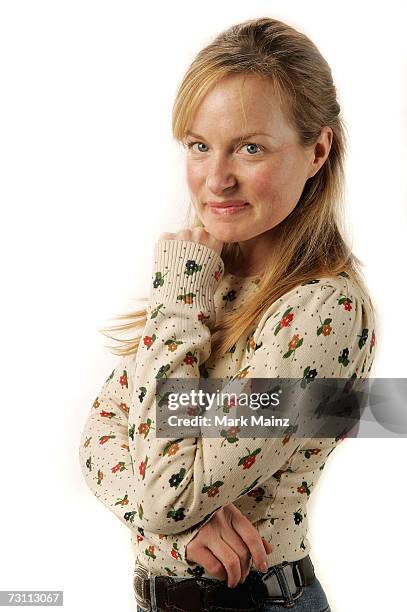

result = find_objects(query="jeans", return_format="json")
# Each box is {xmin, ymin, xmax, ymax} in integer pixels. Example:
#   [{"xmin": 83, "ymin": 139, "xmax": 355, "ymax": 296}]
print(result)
[{"xmin": 136, "ymin": 575, "xmax": 331, "ymax": 611}]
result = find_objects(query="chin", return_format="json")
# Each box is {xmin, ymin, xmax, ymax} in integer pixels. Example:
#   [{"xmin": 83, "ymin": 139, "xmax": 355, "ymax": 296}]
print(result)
[{"xmin": 205, "ymin": 224, "xmax": 245, "ymax": 244}]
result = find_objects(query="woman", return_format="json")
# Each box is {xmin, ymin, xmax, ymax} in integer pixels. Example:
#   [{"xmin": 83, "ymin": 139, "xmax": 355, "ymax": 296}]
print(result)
[{"xmin": 79, "ymin": 16, "xmax": 376, "ymax": 611}]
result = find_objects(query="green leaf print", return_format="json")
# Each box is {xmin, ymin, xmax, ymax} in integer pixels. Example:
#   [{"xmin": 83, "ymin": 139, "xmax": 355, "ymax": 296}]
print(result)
[
  {"xmin": 358, "ymin": 328, "xmax": 369, "ymax": 348},
  {"xmin": 317, "ymin": 317, "xmax": 332, "ymax": 336},
  {"xmin": 176, "ymin": 291, "xmax": 196, "ymax": 305},
  {"xmin": 338, "ymin": 348, "xmax": 350, "ymax": 367},
  {"xmin": 283, "ymin": 335, "xmax": 304, "ymax": 359},
  {"xmin": 202, "ymin": 479, "xmax": 224, "ymax": 497},
  {"xmin": 166, "ymin": 506, "xmax": 186, "ymax": 522},
  {"xmin": 155, "ymin": 364, "xmax": 171, "ymax": 379},
  {"xmin": 149, "ymin": 303, "xmax": 165, "ymax": 319},
  {"xmin": 153, "ymin": 271, "xmax": 169, "ymax": 288},
  {"xmin": 273, "ymin": 307, "xmax": 294, "ymax": 336}
]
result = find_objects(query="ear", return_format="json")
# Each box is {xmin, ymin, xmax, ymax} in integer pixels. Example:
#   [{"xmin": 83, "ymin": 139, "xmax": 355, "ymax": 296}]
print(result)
[{"xmin": 307, "ymin": 126, "xmax": 333, "ymax": 178}]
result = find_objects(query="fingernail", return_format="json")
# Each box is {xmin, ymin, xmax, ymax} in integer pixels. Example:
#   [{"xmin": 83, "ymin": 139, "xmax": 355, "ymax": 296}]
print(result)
[{"xmin": 261, "ymin": 562, "xmax": 268, "ymax": 572}]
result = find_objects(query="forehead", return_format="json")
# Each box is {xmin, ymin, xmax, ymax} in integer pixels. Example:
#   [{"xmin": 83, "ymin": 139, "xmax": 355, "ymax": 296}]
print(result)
[{"xmin": 188, "ymin": 74, "xmax": 294, "ymax": 139}]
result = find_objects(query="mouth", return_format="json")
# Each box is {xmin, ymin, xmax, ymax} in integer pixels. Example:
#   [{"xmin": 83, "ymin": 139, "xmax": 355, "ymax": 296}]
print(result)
[{"xmin": 206, "ymin": 202, "xmax": 250, "ymax": 216}]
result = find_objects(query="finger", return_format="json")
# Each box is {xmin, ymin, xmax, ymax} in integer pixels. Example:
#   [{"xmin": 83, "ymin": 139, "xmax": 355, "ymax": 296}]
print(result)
[
  {"xmin": 228, "ymin": 507, "xmax": 270, "ymax": 572},
  {"xmin": 207, "ymin": 538, "xmax": 243, "ymax": 588},
  {"xmin": 217, "ymin": 526, "xmax": 253, "ymax": 584},
  {"xmin": 187, "ymin": 546, "xmax": 228, "ymax": 582},
  {"xmin": 262, "ymin": 538, "xmax": 273, "ymax": 555}
]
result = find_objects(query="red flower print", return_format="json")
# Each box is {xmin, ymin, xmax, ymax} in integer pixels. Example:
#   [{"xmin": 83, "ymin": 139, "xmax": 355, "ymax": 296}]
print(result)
[
  {"xmin": 100, "ymin": 410, "xmax": 112, "ymax": 418},
  {"xmin": 148, "ymin": 545, "xmax": 155, "ymax": 556},
  {"xmin": 282, "ymin": 434, "xmax": 291, "ymax": 445},
  {"xmin": 167, "ymin": 443, "xmax": 180, "ymax": 456},
  {"xmin": 92, "ymin": 398, "xmax": 100, "ymax": 409},
  {"xmin": 297, "ymin": 486, "xmax": 306, "ymax": 494},
  {"xmin": 235, "ymin": 367, "xmax": 250, "ymax": 379},
  {"xmin": 119, "ymin": 371, "xmax": 128, "ymax": 388},
  {"xmin": 183, "ymin": 355, "xmax": 195, "ymax": 366},
  {"xmin": 248, "ymin": 488, "xmax": 262, "ymax": 498},
  {"xmin": 372, "ymin": 332, "xmax": 376, "ymax": 347},
  {"xmin": 139, "ymin": 460, "xmax": 147, "ymax": 478},
  {"xmin": 143, "ymin": 335, "xmax": 153, "ymax": 347},
  {"xmin": 187, "ymin": 407, "xmax": 198, "ymax": 416},
  {"xmin": 171, "ymin": 549, "xmax": 179, "ymax": 560},
  {"xmin": 227, "ymin": 427, "xmax": 240, "ymax": 438},
  {"xmin": 344, "ymin": 300, "xmax": 352, "ymax": 311},
  {"xmin": 281, "ymin": 313, "xmax": 294, "ymax": 327},
  {"xmin": 111, "ymin": 463, "xmax": 121, "ymax": 473},
  {"xmin": 243, "ymin": 456, "xmax": 256, "ymax": 469},
  {"xmin": 136, "ymin": 535, "xmax": 143, "ymax": 543},
  {"xmin": 99, "ymin": 435, "xmax": 111, "ymax": 445},
  {"xmin": 288, "ymin": 334, "xmax": 300, "ymax": 350},
  {"xmin": 322, "ymin": 324, "xmax": 332, "ymax": 336},
  {"xmin": 207, "ymin": 488, "xmax": 220, "ymax": 497},
  {"xmin": 138, "ymin": 423, "xmax": 149, "ymax": 435}
]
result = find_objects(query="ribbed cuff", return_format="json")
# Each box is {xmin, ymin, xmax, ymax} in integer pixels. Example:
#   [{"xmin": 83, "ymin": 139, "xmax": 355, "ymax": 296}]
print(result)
[{"xmin": 149, "ymin": 240, "xmax": 225, "ymax": 313}]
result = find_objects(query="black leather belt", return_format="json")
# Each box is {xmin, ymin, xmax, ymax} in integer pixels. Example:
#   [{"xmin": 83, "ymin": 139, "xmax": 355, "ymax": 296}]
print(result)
[{"xmin": 133, "ymin": 555, "xmax": 315, "ymax": 611}]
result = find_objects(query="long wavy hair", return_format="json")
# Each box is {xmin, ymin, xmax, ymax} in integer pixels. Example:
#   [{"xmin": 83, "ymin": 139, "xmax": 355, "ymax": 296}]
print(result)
[{"xmin": 99, "ymin": 16, "xmax": 371, "ymax": 361}]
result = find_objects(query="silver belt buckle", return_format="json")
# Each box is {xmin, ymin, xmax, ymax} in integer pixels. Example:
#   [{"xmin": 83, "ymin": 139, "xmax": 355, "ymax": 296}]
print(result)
[
  {"xmin": 261, "ymin": 563, "xmax": 303, "ymax": 608},
  {"xmin": 133, "ymin": 563, "xmax": 151, "ymax": 611}
]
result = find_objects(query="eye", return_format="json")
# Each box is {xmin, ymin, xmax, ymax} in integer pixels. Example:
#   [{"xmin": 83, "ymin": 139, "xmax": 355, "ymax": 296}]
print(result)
[
  {"xmin": 185, "ymin": 141, "xmax": 209, "ymax": 153},
  {"xmin": 242, "ymin": 143, "xmax": 263, "ymax": 155},
  {"xmin": 184, "ymin": 141, "xmax": 263, "ymax": 155}
]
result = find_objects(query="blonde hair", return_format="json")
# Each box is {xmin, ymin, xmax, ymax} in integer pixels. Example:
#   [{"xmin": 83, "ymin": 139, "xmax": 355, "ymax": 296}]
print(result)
[{"xmin": 99, "ymin": 16, "xmax": 371, "ymax": 361}]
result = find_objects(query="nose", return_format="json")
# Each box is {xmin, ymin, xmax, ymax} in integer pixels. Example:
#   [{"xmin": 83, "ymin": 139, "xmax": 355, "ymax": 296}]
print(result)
[{"xmin": 205, "ymin": 154, "xmax": 237, "ymax": 194}]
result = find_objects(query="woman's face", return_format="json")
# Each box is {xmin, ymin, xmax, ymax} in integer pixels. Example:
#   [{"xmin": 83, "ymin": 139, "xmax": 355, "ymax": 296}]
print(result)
[{"xmin": 183, "ymin": 74, "xmax": 331, "ymax": 268}]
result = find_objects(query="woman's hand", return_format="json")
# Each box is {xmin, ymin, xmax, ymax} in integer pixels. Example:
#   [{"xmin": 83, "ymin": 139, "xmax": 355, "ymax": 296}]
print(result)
[
  {"xmin": 158, "ymin": 227, "xmax": 224, "ymax": 257},
  {"xmin": 185, "ymin": 503, "xmax": 273, "ymax": 588}
]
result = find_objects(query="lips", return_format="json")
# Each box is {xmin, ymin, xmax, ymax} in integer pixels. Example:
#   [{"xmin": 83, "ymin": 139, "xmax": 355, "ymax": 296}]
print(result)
[
  {"xmin": 206, "ymin": 201, "xmax": 250, "ymax": 217},
  {"xmin": 207, "ymin": 200, "xmax": 248, "ymax": 208}
]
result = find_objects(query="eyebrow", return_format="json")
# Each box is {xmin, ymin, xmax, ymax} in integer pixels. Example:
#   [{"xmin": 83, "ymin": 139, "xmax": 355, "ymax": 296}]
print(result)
[{"xmin": 184, "ymin": 131, "xmax": 273, "ymax": 142}]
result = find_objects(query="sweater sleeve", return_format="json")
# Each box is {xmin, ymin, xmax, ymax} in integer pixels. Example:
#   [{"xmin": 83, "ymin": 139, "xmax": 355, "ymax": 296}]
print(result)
[
  {"xmin": 127, "ymin": 243, "xmax": 376, "ymax": 538},
  {"xmin": 79, "ymin": 355, "xmax": 137, "ymax": 527},
  {"xmin": 78, "ymin": 238, "xmax": 225, "ymax": 565}
]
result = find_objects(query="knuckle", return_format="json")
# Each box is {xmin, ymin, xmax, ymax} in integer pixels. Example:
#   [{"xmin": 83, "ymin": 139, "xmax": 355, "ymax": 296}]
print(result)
[
  {"xmin": 224, "ymin": 557, "xmax": 240, "ymax": 573},
  {"xmin": 186, "ymin": 539, "xmax": 198, "ymax": 554},
  {"xmin": 206, "ymin": 560, "xmax": 223, "ymax": 575},
  {"xmin": 243, "ymin": 533, "xmax": 258, "ymax": 547}
]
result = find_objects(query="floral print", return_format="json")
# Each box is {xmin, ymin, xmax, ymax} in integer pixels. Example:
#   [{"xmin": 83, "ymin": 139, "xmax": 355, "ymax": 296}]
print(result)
[{"xmin": 79, "ymin": 239, "xmax": 376, "ymax": 579}]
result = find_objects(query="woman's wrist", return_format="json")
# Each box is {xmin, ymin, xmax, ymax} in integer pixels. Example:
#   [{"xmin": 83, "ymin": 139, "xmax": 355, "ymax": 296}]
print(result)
[{"xmin": 149, "ymin": 239, "xmax": 224, "ymax": 313}]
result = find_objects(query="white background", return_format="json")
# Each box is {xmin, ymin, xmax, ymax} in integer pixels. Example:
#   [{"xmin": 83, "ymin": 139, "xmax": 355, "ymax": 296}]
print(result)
[{"xmin": 0, "ymin": 1, "xmax": 406, "ymax": 611}]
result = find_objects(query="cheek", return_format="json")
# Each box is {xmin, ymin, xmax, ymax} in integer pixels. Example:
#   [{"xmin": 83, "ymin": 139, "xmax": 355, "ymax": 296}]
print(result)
[
  {"xmin": 248, "ymin": 168, "xmax": 283, "ymax": 205},
  {"xmin": 185, "ymin": 164, "xmax": 201, "ymax": 192},
  {"xmin": 252, "ymin": 158, "xmax": 305, "ymax": 205}
]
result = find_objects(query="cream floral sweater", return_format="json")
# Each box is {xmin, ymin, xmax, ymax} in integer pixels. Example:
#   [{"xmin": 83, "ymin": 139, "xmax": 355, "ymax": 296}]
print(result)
[{"xmin": 79, "ymin": 240, "xmax": 376, "ymax": 579}]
